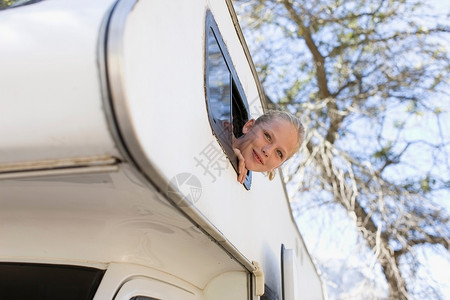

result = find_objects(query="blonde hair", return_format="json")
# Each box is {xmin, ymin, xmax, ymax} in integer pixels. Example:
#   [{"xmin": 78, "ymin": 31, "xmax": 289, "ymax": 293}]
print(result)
[{"xmin": 255, "ymin": 110, "xmax": 305, "ymax": 180}]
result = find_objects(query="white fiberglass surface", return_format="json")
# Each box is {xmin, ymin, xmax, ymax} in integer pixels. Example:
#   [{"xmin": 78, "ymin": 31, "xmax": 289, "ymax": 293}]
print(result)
[
  {"xmin": 0, "ymin": 164, "xmax": 244, "ymax": 289},
  {"xmin": 0, "ymin": 0, "xmax": 120, "ymax": 164}
]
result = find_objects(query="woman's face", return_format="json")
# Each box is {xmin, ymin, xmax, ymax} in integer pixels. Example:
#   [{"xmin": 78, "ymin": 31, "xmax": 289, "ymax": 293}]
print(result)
[{"xmin": 235, "ymin": 118, "xmax": 298, "ymax": 173}]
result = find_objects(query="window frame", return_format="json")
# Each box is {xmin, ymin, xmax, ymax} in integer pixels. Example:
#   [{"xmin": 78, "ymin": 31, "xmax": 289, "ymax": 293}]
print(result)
[{"xmin": 205, "ymin": 10, "xmax": 252, "ymax": 190}]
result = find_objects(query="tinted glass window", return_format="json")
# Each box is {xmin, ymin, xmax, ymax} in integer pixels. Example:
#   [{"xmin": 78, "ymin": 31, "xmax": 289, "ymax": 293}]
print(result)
[
  {"xmin": 0, "ymin": 263, "xmax": 104, "ymax": 300},
  {"xmin": 206, "ymin": 27, "xmax": 233, "ymax": 156}
]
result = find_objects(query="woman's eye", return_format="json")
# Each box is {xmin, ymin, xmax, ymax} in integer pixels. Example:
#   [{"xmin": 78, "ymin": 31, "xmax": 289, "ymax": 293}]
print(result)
[{"xmin": 277, "ymin": 150, "xmax": 283, "ymax": 158}]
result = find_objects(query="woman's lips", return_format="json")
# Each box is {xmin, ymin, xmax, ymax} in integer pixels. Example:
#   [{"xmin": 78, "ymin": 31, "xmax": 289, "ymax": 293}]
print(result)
[{"xmin": 253, "ymin": 149, "xmax": 263, "ymax": 164}]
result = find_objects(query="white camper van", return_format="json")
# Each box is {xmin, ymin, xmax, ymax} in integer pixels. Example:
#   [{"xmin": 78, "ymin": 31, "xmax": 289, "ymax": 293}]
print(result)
[{"xmin": 0, "ymin": 0, "xmax": 325, "ymax": 299}]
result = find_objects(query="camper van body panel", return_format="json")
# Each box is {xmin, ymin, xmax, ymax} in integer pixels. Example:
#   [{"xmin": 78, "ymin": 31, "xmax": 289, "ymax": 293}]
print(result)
[
  {"xmin": 0, "ymin": 164, "xmax": 246, "ymax": 291},
  {"xmin": 106, "ymin": 4, "xmax": 322, "ymax": 297},
  {"xmin": 0, "ymin": 0, "xmax": 121, "ymax": 165},
  {"xmin": 0, "ymin": 0, "xmax": 325, "ymax": 299}
]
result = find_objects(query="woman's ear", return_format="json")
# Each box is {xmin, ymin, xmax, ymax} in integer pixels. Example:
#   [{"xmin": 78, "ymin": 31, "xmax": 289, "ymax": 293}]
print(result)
[{"xmin": 242, "ymin": 119, "xmax": 255, "ymax": 134}]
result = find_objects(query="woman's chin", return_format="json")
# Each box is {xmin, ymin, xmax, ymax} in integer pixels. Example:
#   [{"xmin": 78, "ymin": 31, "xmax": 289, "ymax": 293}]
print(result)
[{"xmin": 246, "ymin": 162, "xmax": 268, "ymax": 173}]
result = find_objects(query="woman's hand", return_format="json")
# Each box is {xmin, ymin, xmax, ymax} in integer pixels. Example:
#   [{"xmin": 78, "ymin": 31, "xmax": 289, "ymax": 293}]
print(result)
[{"xmin": 233, "ymin": 148, "xmax": 248, "ymax": 184}]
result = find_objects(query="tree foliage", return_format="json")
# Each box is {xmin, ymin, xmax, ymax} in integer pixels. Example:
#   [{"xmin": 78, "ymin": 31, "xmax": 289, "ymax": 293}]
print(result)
[
  {"xmin": 234, "ymin": 0, "xmax": 450, "ymax": 298},
  {"xmin": 0, "ymin": 0, "xmax": 40, "ymax": 10},
  {"xmin": 0, "ymin": 0, "xmax": 14, "ymax": 9}
]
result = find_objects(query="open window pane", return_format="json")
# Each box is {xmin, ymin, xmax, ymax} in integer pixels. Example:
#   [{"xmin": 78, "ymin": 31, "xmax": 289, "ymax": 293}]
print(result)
[
  {"xmin": 205, "ymin": 11, "xmax": 252, "ymax": 190},
  {"xmin": 206, "ymin": 27, "xmax": 233, "ymax": 157}
]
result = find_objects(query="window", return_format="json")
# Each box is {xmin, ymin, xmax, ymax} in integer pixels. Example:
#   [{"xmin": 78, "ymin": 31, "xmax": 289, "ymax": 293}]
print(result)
[
  {"xmin": 0, "ymin": 263, "xmax": 105, "ymax": 300},
  {"xmin": 205, "ymin": 10, "xmax": 252, "ymax": 190}
]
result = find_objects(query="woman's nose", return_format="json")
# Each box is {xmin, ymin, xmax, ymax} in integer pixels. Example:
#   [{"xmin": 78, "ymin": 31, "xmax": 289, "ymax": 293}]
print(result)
[{"xmin": 262, "ymin": 145, "xmax": 273, "ymax": 157}]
